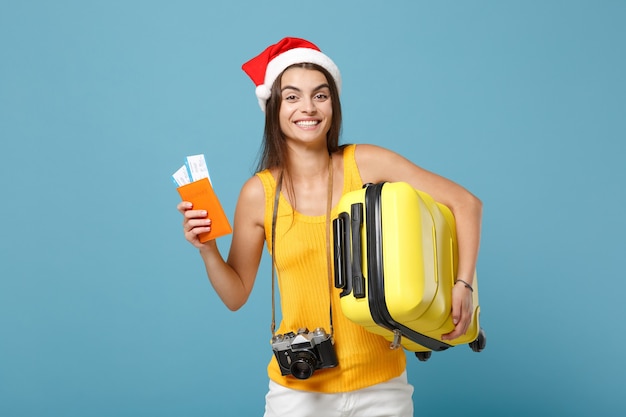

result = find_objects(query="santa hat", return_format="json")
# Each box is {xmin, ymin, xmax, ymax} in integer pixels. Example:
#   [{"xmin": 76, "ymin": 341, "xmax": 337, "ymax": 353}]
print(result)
[{"xmin": 241, "ymin": 37, "xmax": 341, "ymax": 112}]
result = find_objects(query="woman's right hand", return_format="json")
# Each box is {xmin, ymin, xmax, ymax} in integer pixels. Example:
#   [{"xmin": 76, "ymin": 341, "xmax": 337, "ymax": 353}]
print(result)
[{"xmin": 177, "ymin": 201, "xmax": 214, "ymax": 249}]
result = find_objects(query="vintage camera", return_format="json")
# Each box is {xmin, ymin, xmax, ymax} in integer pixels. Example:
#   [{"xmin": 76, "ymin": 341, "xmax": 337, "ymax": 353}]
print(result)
[{"xmin": 271, "ymin": 327, "xmax": 338, "ymax": 379}]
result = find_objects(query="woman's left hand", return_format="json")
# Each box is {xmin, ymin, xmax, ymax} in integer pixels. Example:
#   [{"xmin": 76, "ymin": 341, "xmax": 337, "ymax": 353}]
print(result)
[{"xmin": 441, "ymin": 282, "xmax": 473, "ymax": 341}]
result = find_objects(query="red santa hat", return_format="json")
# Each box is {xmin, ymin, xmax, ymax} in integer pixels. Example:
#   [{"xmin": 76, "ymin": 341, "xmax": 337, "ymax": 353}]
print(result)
[{"xmin": 241, "ymin": 37, "xmax": 342, "ymax": 112}]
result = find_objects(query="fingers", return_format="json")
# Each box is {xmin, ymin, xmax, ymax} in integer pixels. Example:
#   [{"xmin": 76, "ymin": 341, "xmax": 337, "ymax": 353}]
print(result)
[
  {"xmin": 177, "ymin": 201, "xmax": 192, "ymax": 213},
  {"xmin": 183, "ymin": 209, "xmax": 211, "ymax": 235},
  {"xmin": 178, "ymin": 201, "xmax": 208, "ymax": 223},
  {"xmin": 441, "ymin": 287, "xmax": 473, "ymax": 341},
  {"xmin": 177, "ymin": 201, "xmax": 212, "ymax": 246},
  {"xmin": 442, "ymin": 316, "xmax": 470, "ymax": 340},
  {"xmin": 177, "ymin": 202, "xmax": 212, "ymax": 218}
]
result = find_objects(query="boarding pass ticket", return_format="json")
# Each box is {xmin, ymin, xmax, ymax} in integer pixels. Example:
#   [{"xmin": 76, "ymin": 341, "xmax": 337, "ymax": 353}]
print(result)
[{"xmin": 172, "ymin": 154, "xmax": 212, "ymax": 186}]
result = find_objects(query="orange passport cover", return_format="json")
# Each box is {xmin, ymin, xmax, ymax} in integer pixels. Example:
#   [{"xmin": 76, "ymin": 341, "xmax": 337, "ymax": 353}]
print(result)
[{"xmin": 177, "ymin": 177, "xmax": 232, "ymax": 242}]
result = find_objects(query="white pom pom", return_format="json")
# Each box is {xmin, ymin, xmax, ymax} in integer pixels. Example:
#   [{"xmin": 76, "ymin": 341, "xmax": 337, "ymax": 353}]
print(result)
[
  {"xmin": 255, "ymin": 84, "xmax": 271, "ymax": 112},
  {"xmin": 255, "ymin": 84, "xmax": 271, "ymax": 101}
]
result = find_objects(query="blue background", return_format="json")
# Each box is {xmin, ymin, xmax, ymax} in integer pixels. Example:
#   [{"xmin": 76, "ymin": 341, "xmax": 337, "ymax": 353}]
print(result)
[{"xmin": 1, "ymin": 1, "xmax": 624, "ymax": 416}]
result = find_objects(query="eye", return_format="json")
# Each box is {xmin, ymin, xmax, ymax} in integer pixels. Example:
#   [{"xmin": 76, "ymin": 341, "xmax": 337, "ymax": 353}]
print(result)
[
  {"xmin": 283, "ymin": 94, "xmax": 298, "ymax": 102},
  {"xmin": 314, "ymin": 93, "xmax": 329, "ymax": 101}
]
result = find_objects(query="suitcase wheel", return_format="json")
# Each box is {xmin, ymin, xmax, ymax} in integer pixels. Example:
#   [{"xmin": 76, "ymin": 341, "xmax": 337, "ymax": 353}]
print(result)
[
  {"xmin": 414, "ymin": 351, "xmax": 432, "ymax": 362},
  {"xmin": 469, "ymin": 327, "xmax": 487, "ymax": 352}
]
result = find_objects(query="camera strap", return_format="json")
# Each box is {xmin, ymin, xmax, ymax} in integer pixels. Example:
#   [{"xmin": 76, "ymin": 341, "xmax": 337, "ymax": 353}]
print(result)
[{"xmin": 270, "ymin": 155, "xmax": 335, "ymax": 338}]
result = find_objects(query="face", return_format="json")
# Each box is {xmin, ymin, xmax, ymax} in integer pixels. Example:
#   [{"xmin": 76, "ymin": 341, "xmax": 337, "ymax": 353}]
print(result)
[{"xmin": 278, "ymin": 67, "xmax": 333, "ymax": 146}]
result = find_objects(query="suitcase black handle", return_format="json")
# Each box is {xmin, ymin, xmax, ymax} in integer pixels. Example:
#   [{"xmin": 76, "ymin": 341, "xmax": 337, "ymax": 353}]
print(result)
[
  {"xmin": 333, "ymin": 212, "xmax": 352, "ymax": 297},
  {"xmin": 350, "ymin": 203, "xmax": 366, "ymax": 299}
]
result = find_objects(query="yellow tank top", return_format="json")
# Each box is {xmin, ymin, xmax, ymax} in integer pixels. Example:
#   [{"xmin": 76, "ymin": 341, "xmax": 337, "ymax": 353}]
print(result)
[{"xmin": 256, "ymin": 144, "xmax": 406, "ymax": 393}]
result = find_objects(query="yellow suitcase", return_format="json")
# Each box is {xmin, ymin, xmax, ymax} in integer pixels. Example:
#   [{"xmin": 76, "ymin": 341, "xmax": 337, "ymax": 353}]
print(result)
[{"xmin": 333, "ymin": 182, "xmax": 485, "ymax": 360}]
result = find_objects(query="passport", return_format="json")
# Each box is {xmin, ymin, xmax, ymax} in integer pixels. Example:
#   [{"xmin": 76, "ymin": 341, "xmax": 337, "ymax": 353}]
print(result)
[
  {"xmin": 177, "ymin": 177, "xmax": 232, "ymax": 242},
  {"xmin": 173, "ymin": 154, "xmax": 232, "ymax": 242}
]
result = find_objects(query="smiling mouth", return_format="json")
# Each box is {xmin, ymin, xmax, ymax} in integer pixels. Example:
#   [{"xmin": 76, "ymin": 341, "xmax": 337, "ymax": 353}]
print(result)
[{"xmin": 295, "ymin": 120, "xmax": 320, "ymax": 127}]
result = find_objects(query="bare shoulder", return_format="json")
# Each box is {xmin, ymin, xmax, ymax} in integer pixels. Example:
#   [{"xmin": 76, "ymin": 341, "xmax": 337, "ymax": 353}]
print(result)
[
  {"xmin": 353, "ymin": 143, "xmax": 388, "ymax": 159},
  {"xmin": 235, "ymin": 175, "xmax": 266, "ymax": 227},
  {"xmin": 353, "ymin": 143, "xmax": 417, "ymax": 183},
  {"xmin": 239, "ymin": 175, "xmax": 265, "ymax": 202}
]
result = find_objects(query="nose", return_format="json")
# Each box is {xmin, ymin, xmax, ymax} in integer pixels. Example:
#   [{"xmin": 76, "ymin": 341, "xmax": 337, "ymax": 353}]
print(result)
[{"xmin": 301, "ymin": 97, "xmax": 317, "ymax": 114}]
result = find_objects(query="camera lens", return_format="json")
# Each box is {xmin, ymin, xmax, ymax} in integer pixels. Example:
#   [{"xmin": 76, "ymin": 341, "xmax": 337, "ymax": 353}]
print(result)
[{"xmin": 290, "ymin": 352, "xmax": 318, "ymax": 380}]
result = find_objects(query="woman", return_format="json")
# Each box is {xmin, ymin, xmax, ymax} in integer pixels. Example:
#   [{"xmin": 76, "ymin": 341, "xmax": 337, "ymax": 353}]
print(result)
[{"xmin": 178, "ymin": 37, "xmax": 482, "ymax": 417}]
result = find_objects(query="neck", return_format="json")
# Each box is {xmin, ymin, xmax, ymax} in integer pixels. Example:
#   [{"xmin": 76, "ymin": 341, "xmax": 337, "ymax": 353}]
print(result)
[
  {"xmin": 284, "ymin": 146, "xmax": 331, "ymax": 180},
  {"xmin": 278, "ymin": 150, "xmax": 334, "ymax": 213}
]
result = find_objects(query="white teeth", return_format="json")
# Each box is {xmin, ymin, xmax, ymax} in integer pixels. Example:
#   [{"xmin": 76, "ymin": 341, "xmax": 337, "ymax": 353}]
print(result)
[{"xmin": 296, "ymin": 120, "xmax": 319, "ymax": 127}]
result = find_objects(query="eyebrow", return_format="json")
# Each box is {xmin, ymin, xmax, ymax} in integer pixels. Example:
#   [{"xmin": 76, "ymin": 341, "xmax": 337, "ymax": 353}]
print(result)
[{"xmin": 281, "ymin": 83, "xmax": 330, "ymax": 93}]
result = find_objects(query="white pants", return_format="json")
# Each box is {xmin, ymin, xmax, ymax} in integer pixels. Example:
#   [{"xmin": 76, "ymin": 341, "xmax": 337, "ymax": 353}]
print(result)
[{"xmin": 263, "ymin": 371, "xmax": 414, "ymax": 417}]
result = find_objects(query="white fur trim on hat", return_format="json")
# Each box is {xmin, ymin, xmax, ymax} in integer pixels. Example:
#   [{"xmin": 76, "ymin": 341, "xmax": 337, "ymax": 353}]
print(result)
[{"xmin": 255, "ymin": 48, "xmax": 341, "ymax": 112}]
